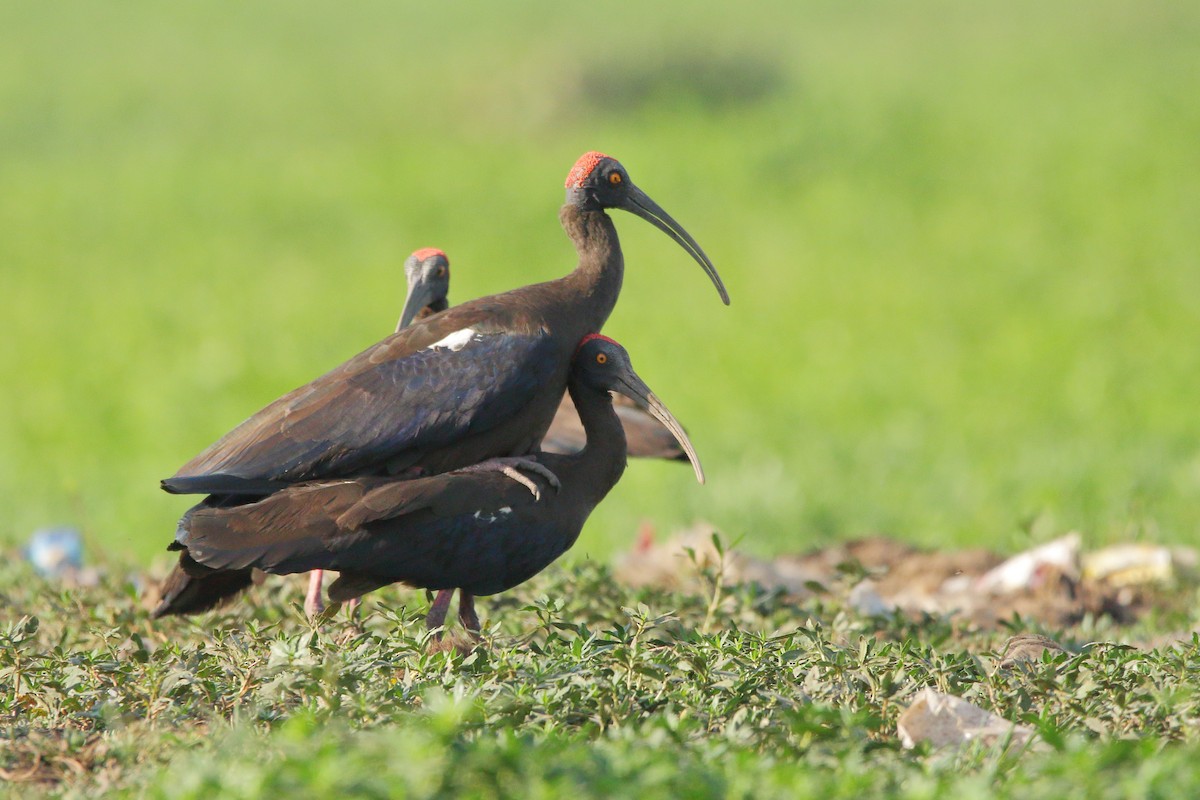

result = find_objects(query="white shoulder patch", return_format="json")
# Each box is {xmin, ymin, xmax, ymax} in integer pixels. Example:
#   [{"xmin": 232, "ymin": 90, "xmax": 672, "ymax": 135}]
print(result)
[
  {"xmin": 426, "ymin": 328, "xmax": 477, "ymax": 352},
  {"xmin": 473, "ymin": 506, "xmax": 514, "ymax": 524}
]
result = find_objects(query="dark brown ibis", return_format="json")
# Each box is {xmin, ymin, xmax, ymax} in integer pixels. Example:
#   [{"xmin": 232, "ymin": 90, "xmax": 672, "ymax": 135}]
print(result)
[
  {"xmin": 304, "ymin": 246, "xmax": 451, "ymax": 616},
  {"xmin": 153, "ymin": 335, "xmax": 704, "ymax": 634},
  {"xmin": 392, "ymin": 246, "xmax": 689, "ymax": 459},
  {"xmin": 304, "ymin": 245, "xmax": 686, "ymax": 615},
  {"xmin": 159, "ymin": 152, "xmax": 726, "ymax": 613}
]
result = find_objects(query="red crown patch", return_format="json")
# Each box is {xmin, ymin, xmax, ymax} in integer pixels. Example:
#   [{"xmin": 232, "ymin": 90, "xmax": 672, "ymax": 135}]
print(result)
[
  {"xmin": 565, "ymin": 151, "xmax": 613, "ymax": 188},
  {"xmin": 411, "ymin": 247, "xmax": 447, "ymax": 262},
  {"xmin": 576, "ymin": 332, "xmax": 621, "ymax": 353}
]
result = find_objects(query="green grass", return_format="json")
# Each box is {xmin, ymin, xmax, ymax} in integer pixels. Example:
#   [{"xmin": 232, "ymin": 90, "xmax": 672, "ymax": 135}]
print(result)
[
  {"xmin": 8, "ymin": 5, "xmax": 1200, "ymax": 795},
  {"xmin": 4, "ymin": 555, "xmax": 1200, "ymax": 797},
  {"xmin": 3, "ymin": 1, "xmax": 1200, "ymax": 561}
]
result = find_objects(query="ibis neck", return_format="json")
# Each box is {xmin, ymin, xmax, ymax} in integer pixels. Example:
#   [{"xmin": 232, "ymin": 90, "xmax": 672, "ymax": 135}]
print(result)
[
  {"xmin": 564, "ymin": 379, "xmax": 627, "ymax": 500},
  {"xmin": 559, "ymin": 205, "xmax": 623, "ymax": 328}
]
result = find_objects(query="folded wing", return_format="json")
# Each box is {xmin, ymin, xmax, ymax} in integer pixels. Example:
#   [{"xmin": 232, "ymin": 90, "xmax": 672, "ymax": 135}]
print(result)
[{"xmin": 165, "ymin": 318, "xmax": 558, "ymax": 495}]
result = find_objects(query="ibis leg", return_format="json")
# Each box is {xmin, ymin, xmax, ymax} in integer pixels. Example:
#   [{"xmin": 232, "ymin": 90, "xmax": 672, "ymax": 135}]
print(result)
[
  {"xmin": 304, "ymin": 570, "xmax": 325, "ymax": 618},
  {"xmin": 426, "ymin": 589, "xmax": 455, "ymax": 636},
  {"xmin": 458, "ymin": 592, "xmax": 481, "ymax": 636}
]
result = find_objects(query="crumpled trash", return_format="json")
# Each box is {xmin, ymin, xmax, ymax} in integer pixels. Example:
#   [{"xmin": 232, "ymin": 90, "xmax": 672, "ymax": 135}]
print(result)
[
  {"xmin": 24, "ymin": 527, "xmax": 84, "ymax": 578},
  {"xmin": 1082, "ymin": 544, "xmax": 1175, "ymax": 587},
  {"xmin": 975, "ymin": 533, "xmax": 1081, "ymax": 594},
  {"xmin": 897, "ymin": 688, "xmax": 1038, "ymax": 750},
  {"xmin": 23, "ymin": 527, "xmax": 100, "ymax": 586}
]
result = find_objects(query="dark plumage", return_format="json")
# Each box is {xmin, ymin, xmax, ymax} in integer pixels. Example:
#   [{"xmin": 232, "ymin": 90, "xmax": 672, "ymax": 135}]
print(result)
[
  {"xmin": 541, "ymin": 394, "xmax": 689, "ymax": 459},
  {"xmin": 153, "ymin": 336, "xmax": 704, "ymax": 632},
  {"xmin": 303, "ymin": 244, "xmax": 688, "ymax": 617},
  {"xmin": 391, "ymin": 247, "xmax": 690, "ymax": 461},
  {"xmin": 157, "ymin": 153, "xmax": 725, "ymax": 616},
  {"xmin": 162, "ymin": 152, "xmax": 726, "ymax": 499}
]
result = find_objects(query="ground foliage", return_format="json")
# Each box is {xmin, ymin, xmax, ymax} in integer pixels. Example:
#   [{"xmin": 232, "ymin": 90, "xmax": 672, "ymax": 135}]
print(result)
[
  {"xmin": 3, "ymin": 552, "xmax": 1199, "ymax": 798},
  {"xmin": 4, "ymin": 1, "xmax": 1200, "ymax": 795},
  {"xmin": 4, "ymin": 0, "xmax": 1200, "ymax": 558}
]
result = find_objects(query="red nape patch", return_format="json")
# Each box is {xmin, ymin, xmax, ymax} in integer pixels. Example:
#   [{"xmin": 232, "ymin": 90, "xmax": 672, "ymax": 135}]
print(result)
[
  {"xmin": 412, "ymin": 247, "xmax": 447, "ymax": 262},
  {"xmin": 564, "ymin": 151, "xmax": 612, "ymax": 188},
  {"xmin": 576, "ymin": 332, "xmax": 621, "ymax": 353}
]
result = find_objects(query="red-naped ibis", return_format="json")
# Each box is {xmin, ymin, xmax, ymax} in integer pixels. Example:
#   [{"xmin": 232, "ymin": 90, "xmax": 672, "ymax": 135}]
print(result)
[
  {"xmin": 305, "ymin": 246, "xmax": 685, "ymax": 615},
  {"xmin": 159, "ymin": 152, "xmax": 725, "ymax": 613},
  {"xmin": 305, "ymin": 246, "xmax": 452, "ymax": 617},
  {"xmin": 153, "ymin": 335, "xmax": 704, "ymax": 632},
  {"xmin": 393, "ymin": 246, "xmax": 688, "ymax": 459}
]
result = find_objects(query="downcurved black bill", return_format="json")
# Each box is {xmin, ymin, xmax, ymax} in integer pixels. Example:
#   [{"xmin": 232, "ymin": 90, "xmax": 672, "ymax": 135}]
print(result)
[
  {"xmin": 613, "ymin": 369, "xmax": 705, "ymax": 484},
  {"xmin": 397, "ymin": 283, "xmax": 440, "ymax": 331},
  {"xmin": 623, "ymin": 184, "xmax": 730, "ymax": 306}
]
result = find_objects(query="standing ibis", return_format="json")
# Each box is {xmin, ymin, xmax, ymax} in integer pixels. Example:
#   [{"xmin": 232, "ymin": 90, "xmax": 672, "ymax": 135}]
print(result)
[
  {"xmin": 305, "ymin": 245, "xmax": 685, "ymax": 615},
  {"xmin": 159, "ymin": 152, "xmax": 726, "ymax": 612},
  {"xmin": 153, "ymin": 335, "xmax": 704, "ymax": 635},
  {"xmin": 393, "ymin": 246, "xmax": 689, "ymax": 459},
  {"xmin": 304, "ymin": 246, "xmax": 453, "ymax": 616}
]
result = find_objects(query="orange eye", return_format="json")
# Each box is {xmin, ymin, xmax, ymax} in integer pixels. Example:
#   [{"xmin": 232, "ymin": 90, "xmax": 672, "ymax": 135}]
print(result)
[
  {"xmin": 596, "ymin": 352, "xmax": 608, "ymax": 364},
  {"xmin": 436, "ymin": 266, "xmax": 446, "ymax": 277},
  {"xmin": 608, "ymin": 172, "xmax": 623, "ymax": 185}
]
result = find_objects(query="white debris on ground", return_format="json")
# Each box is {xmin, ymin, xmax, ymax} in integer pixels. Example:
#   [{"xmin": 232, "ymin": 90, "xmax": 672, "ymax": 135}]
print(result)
[
  {"xmin": 897, "ymin": 688, "xmax": 1039, "ymax": 750},
  {"xmin": 973, "ymin": 533, "xmax": 1081, "ymax": 595},
  {"xmin": 1082, "ymin": 543, "xmax": 1181, "ymax": 586},
  {"xmin": 613, "ymin": 526, "xmax": 1197, "ymax": 629}
]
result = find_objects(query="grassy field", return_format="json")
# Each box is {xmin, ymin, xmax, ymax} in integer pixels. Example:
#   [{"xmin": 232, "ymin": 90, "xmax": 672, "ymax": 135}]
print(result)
[
  {"xmin": 5, "ymin": 556, "xmax": 1200, "ymax": 797},
  {"xmin": 3, "ymin": 2, "xmax": 1200, "ymax": 794},
  {"xmin": 3, "ymin": 1, "xmax": 1198, "ymax": 563}
]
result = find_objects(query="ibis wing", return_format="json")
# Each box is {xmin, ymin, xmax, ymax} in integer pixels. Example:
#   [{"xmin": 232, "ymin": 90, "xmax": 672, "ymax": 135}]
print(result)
[
  {"xmin": 177, "ymin": 480, "xmax": 371, "ymax": 572},
  {"xmin": 165, "ymin": 323, "xmax": 558, "ymax": 494},
  {"xmin": 335, "ymin": 468, "xmax": 541, "ymax": 530},
  {"xmin": 179, "ymin": 470, "xmax": 542, "ymax": 575},
  {"xmin": 542, "ymin": 393, "xmax": 687, "ymax": 460}
]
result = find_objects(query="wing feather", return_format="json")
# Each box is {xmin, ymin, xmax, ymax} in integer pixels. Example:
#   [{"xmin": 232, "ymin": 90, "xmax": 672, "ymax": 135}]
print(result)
[{"xmin": 165, "ymin": 312, "xmax": 557, "ymax": 494}]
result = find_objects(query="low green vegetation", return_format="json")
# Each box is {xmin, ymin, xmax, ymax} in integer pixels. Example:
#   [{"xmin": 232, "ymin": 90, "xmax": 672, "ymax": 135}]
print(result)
[
  {"xmin": 4, "ymin": 554, "xmax": 1200, "ymax": 797},
  {"xmin": 4, "ymin": 1, "xmax": 1200, "ymax": 796},
  {"xmin": 3, "ymin": 1, "xmax": 1199, "ymax": 560}
]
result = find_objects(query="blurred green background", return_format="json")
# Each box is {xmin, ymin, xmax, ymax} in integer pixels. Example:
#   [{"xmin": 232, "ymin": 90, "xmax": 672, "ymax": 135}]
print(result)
[{"xmin": 2, "ymin": 1, "xmax": 1198, "ymax": 564}]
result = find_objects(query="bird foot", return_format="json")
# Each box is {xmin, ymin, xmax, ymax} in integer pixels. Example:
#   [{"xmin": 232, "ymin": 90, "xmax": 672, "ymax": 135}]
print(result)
[{"xmin": 459, "ymin": 457, "xmax": 561, "ymax": 500}]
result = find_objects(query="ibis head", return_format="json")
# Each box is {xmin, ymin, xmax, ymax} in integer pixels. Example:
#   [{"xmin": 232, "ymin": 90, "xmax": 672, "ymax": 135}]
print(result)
[
  {"xmin": 565, "ymin": 152, "xmax": 729, "ymax": 306},
  {"xmin": 574, "ymin": 334, "xmax": 704, "ymax": 484},
  {"xmin": 397, "ymin": 248, "xmax": 451, "ymax": 330}
]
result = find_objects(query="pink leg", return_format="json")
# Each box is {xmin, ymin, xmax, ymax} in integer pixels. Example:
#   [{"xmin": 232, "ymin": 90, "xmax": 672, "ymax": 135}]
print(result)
[
  {"xmin": 458, "ymin": 592, "xmax": 481, "ymax": 637},
  {"xmin": 426, "ymin": 589, "xmax": 454, "ymax": 636},
  {"xmin": 304, "ymin": 570, "xmax": 325, "ymax": 618}
]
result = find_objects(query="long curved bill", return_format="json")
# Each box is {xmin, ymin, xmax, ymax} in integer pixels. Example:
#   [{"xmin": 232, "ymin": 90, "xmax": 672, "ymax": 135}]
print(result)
[
  {"xmin": 613, "ymin": 369, "xmax": 705, "ymax": 484},
  {"xmin": 397, "ymin": 283, "xmax": 440, "ymax": 331},
  {"xmin": 622, "ymin": 184, "xmax": 730, "ymax": 306}
]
